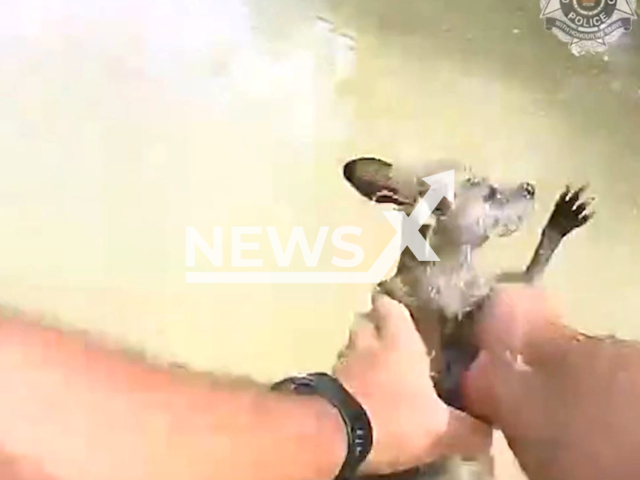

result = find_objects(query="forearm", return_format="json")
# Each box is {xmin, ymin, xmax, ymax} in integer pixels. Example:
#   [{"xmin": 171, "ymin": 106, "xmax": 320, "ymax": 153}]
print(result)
[
  {"xmin": 0, "ymin": 314, "xmax": 345, "ymax": 480},
  {"xmin": 470, "ymin": 322, "xmax": 640, "ymax": 480}
]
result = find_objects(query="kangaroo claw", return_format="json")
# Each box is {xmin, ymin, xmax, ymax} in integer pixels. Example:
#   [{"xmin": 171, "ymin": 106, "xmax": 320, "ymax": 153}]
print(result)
[{"xmin": 546, "ymin": 185, "xmax": 595, "ymax": 237}]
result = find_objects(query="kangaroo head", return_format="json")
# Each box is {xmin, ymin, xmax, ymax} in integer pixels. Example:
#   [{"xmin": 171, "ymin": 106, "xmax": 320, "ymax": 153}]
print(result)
[{"xmin": 343, "ymin": 157, "xmax": 536, "ymax": 250}]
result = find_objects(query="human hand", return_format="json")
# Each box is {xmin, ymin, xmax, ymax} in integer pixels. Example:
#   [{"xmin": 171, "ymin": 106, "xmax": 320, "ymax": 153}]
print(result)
[
  {"xmin": 462, "ymin": 286, "xmax": 596, "ymax": 480},
  {"xmin": 462, "ymin": 286, "xmax": 578, "ymax": 424},
  {"xmin": 333, "ymin": 294, "xmax": 492, "ymax": 475}
]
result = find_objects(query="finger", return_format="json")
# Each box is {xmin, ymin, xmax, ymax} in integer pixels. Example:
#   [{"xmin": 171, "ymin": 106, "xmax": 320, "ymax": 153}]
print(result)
[
  {"xmin": 438, "ymin": 407, "xmax": 493, "ymax": 459},
  {"xmin": 460, "ymin": 351, "xmax": 498, "ymax": 421},
  {"xmin": 475, "ymin": 287, "xmax": 539, "ymax": 352},
  {"xmin": 346, "ymin": 317, "xmax": 379, "ymax": 351},
  {"xmin": 334, "ymin": 346, "xmax": 349, "ymax": 366},
  {"xmin": 369, "ymin": 294, "xmax": 422, "ymax": 349},
  {"xmin": 475, "ymin": 286, "xmax": 562, "ymax": 359}
]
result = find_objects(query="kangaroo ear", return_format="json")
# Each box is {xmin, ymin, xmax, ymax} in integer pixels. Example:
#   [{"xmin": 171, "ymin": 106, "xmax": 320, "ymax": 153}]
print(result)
[{"xmin": 343, "ymin": 157, "xmax": 416, "ymax": 205}]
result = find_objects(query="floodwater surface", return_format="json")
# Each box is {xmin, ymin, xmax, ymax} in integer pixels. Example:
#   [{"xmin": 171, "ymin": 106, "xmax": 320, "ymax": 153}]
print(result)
[{"xmin": 1, "ymin": 1, "xmax": 639, "ymax": 478}]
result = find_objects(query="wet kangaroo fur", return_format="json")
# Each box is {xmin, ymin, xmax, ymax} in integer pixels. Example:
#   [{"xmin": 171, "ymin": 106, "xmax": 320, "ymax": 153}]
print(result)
[{"xmin": 342, "ymin": 157, "xmax": 595, "ymax": 480}]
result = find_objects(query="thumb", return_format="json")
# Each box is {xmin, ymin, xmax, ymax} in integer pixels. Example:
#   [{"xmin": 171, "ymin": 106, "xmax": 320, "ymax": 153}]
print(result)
[{"xmin": 476, "ymin": 286, "xmax": 559, "ymax": 356}]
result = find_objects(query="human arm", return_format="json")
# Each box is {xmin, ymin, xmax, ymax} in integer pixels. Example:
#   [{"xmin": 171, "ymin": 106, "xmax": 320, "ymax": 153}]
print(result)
[
  {"xmin": 463, "ymin": 287, "xmax": 640, "ymax": 480},
  {"xmin": 0, "ymin": 296, "xmax": 489, "ymax": 480},
  {"xmin": 0, "ymin": 312, "xmax": 347, "ymax": 480}
]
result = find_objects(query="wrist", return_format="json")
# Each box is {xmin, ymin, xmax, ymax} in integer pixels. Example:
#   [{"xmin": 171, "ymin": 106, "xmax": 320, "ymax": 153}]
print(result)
[
  {"xmin": 269, "ymin": 392, "xmax": 347, "ymax": 480},
  {"xmin": 271, "ymin": 373, "xmax": 372, "ymax": 479},
  {"xmin": 304, "ymin": 395, "xmax": 349, "ymax": 479}
]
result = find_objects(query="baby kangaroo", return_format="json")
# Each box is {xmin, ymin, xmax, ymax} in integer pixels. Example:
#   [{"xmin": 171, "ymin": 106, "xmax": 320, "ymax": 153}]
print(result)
[{"xmin": 343, "ymin": 157, "xmax": 594, "ymax": 480}]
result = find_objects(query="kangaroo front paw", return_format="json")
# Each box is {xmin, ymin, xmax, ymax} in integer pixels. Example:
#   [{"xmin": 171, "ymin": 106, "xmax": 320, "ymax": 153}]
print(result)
[{"xmin": 545, "ymin": 185, "xmax": 595, "ymax": 237}]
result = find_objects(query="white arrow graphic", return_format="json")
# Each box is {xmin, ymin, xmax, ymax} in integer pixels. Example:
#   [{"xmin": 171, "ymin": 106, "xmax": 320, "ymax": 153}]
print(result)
[{"xmin": 186, "ymin": 171, "xmax": 455, "ymax": 284}]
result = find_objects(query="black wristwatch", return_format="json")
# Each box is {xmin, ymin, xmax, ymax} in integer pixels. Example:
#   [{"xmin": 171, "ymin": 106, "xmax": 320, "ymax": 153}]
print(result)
[{"xmin": 270, "ymin": 372, "xmax": 373, "ymax": 479}]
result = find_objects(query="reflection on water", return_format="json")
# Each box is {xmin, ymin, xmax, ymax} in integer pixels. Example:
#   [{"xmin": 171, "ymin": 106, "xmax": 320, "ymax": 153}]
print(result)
[{"xmin": 0, "ymin": 0, "xmax": 638, "ymax": 478}]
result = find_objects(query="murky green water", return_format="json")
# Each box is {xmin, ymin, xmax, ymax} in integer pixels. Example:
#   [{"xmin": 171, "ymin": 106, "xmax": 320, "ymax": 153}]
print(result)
[{"xmin": 0, "ymin": 1, "xmax": 638, "ymax": 477}]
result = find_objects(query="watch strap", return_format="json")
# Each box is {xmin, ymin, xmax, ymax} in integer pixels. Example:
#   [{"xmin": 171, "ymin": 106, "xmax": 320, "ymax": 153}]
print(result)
[{"xmin": 271, "ymin": 372, "xmax": 373, "ymax": 479}]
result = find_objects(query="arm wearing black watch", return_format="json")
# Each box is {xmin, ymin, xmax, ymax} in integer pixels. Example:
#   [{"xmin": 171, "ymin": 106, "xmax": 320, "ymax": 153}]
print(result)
[{"xmin": 271, "ymin": 373, "xmax": 374, "ymax": 480}]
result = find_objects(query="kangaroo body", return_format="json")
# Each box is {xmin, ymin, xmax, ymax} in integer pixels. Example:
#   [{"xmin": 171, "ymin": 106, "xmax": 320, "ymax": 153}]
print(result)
[{"xmin": 343, "ymin": 157, "xmax": 595, "ymax": 480}]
